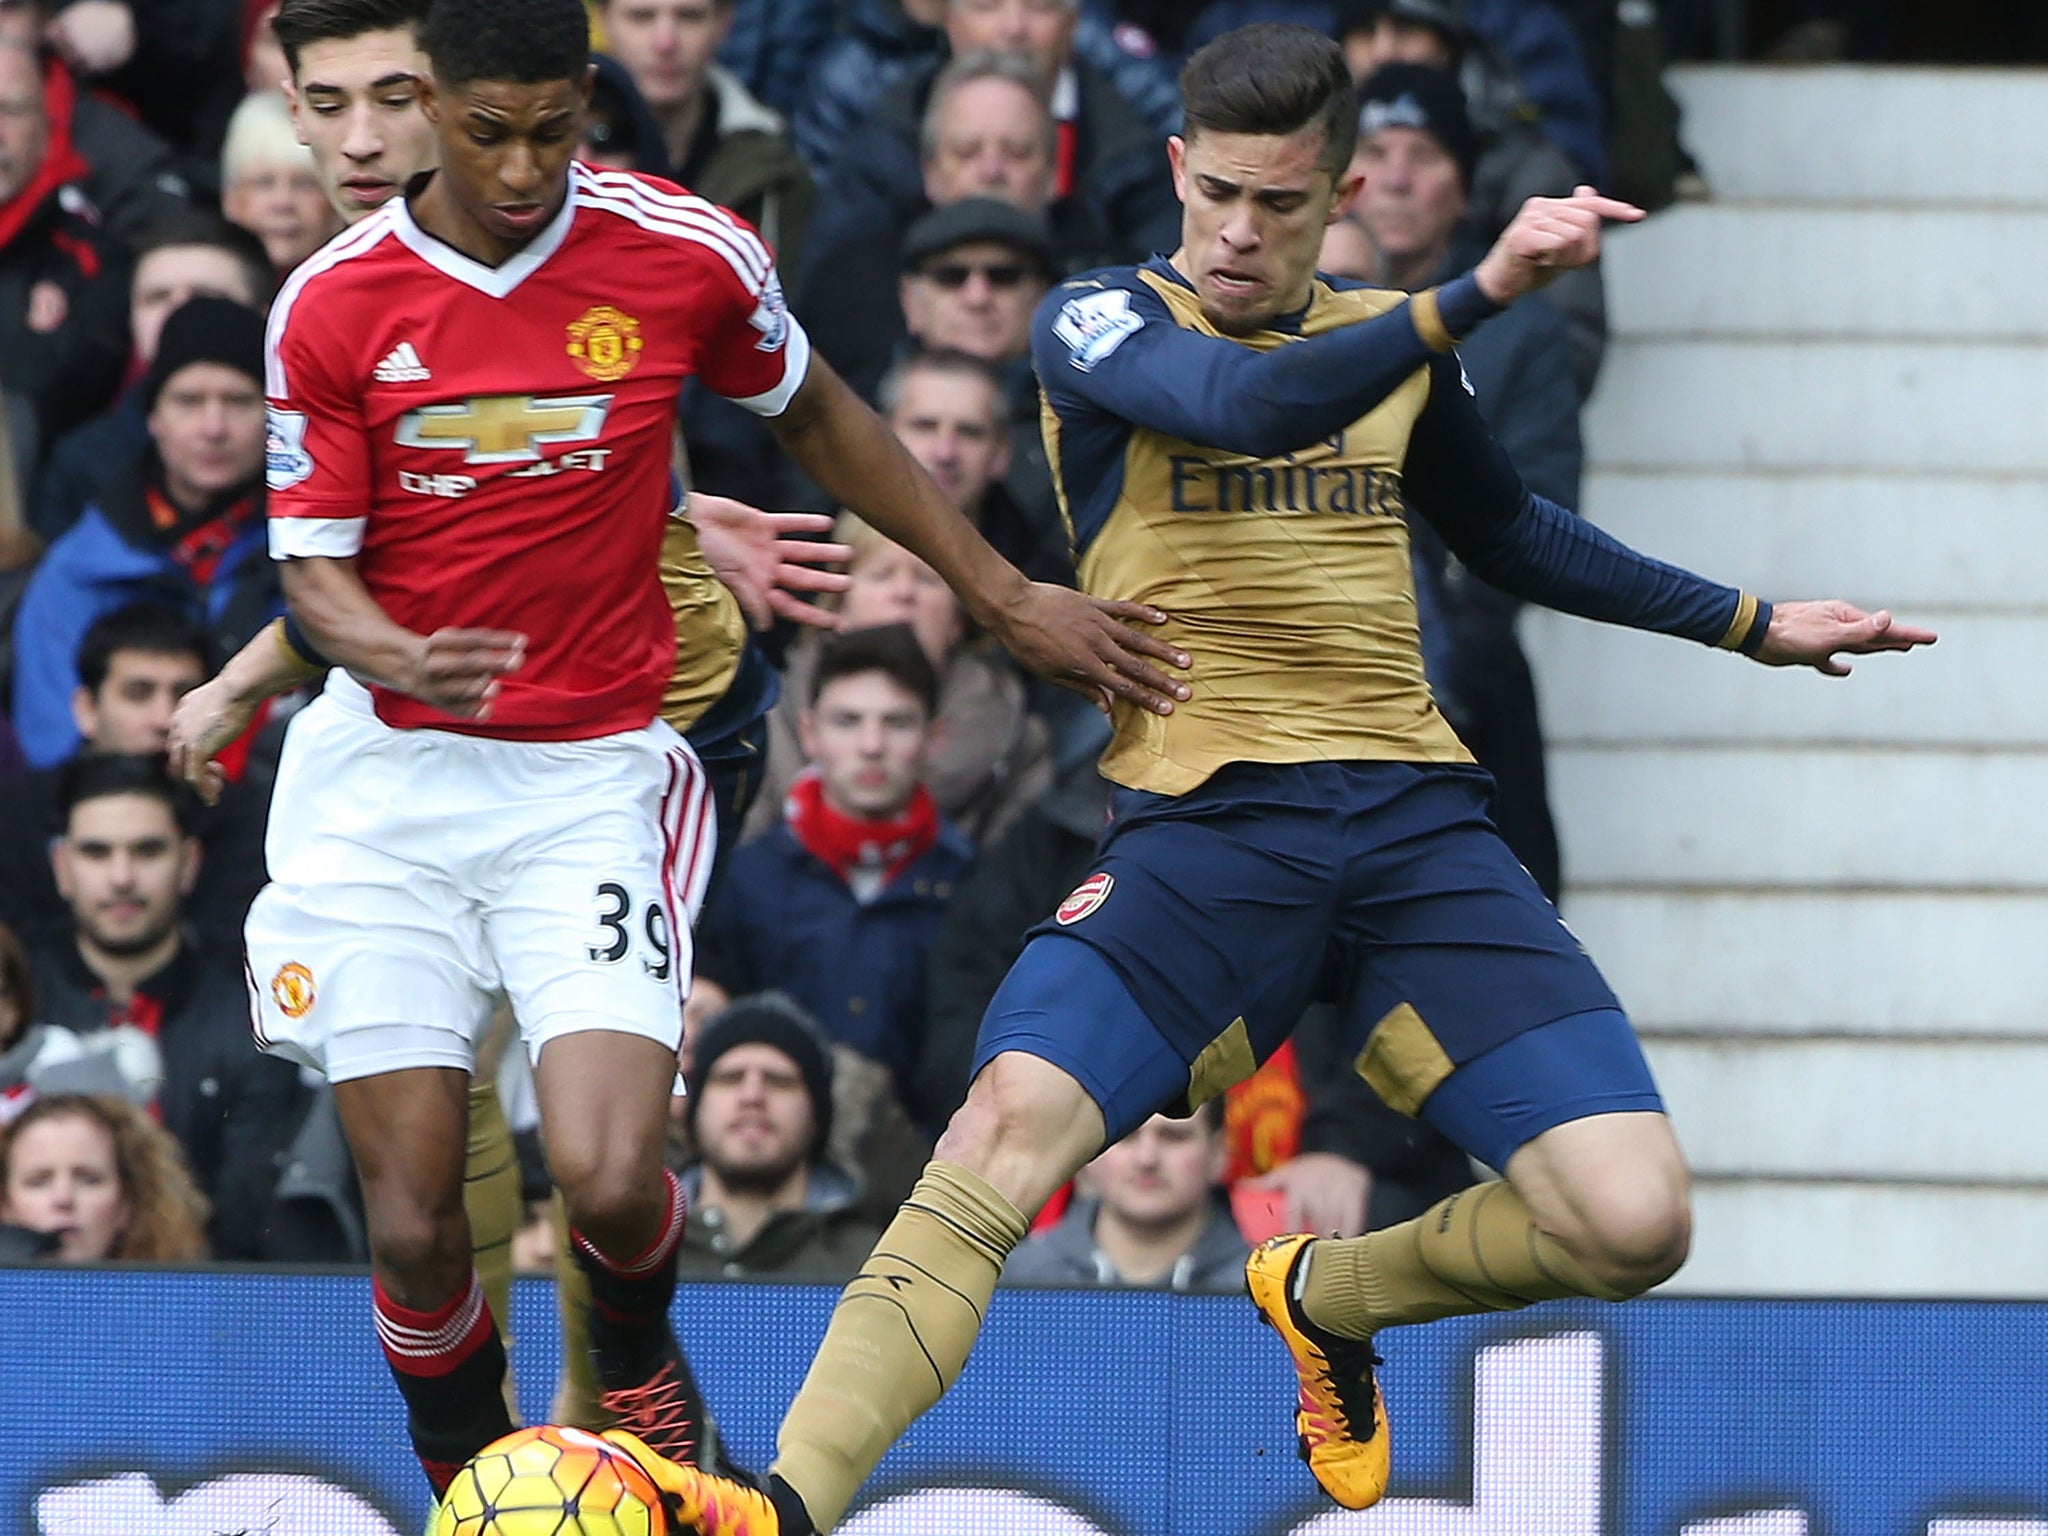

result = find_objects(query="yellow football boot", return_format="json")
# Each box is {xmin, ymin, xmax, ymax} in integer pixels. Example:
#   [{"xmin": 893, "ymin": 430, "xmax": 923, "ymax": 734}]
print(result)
[
  {"xmin": 1245, "ymin": 1233, "xmax": 1391, "ymax": 1510},
  {"xmin": 600, "ymin": 1430, "xmax": 786, "ymax": 1536}
]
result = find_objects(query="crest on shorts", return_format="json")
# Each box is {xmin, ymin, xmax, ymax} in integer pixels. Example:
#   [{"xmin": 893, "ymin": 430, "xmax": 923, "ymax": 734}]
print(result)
[
  {"xmin": 270, "ymin": 962, "xmax": 316, "ymax": 1019},
  {"xmin": 566, "ymin": 305, "xmax": 644, "ymax": 382},
  {"xmin": 1055, "ymin": 872, "xmax": 1114, "ymax": 926}
]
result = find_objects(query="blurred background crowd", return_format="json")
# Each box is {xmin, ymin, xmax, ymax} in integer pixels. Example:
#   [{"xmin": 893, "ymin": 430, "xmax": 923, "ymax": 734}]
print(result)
[{"xmin": 0, "ymin": 0, "xmax": 2013, "ymax": 1285}]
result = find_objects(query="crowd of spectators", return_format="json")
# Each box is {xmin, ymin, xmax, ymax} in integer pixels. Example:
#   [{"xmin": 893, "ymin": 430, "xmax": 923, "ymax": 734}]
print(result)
[{"xmin": 0, "ymin": 0, "xmax": 1657, "ymax": 1288}]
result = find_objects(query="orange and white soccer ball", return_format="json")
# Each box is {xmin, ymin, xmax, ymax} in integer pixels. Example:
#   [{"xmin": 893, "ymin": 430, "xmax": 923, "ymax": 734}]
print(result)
[{"xmin": 430, "ymin": 1425, "xmax": 668, "ymax": 1536}]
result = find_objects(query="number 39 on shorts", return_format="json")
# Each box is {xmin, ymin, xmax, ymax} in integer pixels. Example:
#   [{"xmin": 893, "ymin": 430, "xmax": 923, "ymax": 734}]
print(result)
[{"xmin": 587, "ymin": 880, "xmax": 672, "ymax": 980}]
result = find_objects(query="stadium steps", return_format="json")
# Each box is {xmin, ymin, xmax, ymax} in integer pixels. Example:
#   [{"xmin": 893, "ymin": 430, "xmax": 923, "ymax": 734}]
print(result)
[{"xmin": 1523, "ymin": 63, "xmax": 2048, "ymax": 1296}]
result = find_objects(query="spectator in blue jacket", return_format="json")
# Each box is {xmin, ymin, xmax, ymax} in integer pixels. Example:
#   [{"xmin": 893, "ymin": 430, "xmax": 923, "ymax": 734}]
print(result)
[
  {"xmin": 1328, "ymin": 62, "xmax": 1582, "ymax": 899},
  {"xmin": 1340, "ymin": 0, "xmax": 1606, "ymax": 394},
  {"xmin": 11, "ymin": 295, "xmax": 278, "ymax": 770},
  {"xmin": 696, "ymin": 625, "xmax": 973, "ymax": 1128}
]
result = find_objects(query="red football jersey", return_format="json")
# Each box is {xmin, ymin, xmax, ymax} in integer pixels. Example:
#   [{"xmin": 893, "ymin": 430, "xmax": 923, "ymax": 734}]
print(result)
[{"xmin": 263, "ymin": 163, "xmax": 807, "ymax": 739}]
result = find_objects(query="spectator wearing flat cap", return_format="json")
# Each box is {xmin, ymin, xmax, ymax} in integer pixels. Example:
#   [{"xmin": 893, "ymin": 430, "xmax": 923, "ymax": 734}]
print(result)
[
  {"xmin": 676, "ymin": 994, "xmax": 885, "ymax": 1281},
  {"xmin": 1339, "ymin": 0, "xmax": 1607, "ymax": 394},
  {"xmin": 11, "ymin": 295, "xmax": 278, "ymax": 768}
]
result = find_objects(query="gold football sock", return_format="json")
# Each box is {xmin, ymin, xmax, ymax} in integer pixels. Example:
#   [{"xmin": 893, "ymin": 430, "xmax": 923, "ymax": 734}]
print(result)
[
  {"xmin": 770, "ymin": 1162, "xmax": 1027, "ymax": 1531},
  {"xmin": 1300, "ymin": 1181, "xmax": 1632, "ymax": 1340},
  {"xmin": 548, "ymin": 1190, "xmax": 611, "ymax": 1429},
  {"xmin": 463, "ymin": 1079, "xmax": 523, "ymax": 1414}
]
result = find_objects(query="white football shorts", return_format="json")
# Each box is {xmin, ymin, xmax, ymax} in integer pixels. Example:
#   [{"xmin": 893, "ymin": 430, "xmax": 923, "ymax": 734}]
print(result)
[{"xmin": 245, "ymin": 672, "xmax": 714, "ymax": 1083}]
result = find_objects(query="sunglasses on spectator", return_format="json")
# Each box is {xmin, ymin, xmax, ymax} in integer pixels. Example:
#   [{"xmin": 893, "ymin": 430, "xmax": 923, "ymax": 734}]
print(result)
[{"xmin": 919, "ymin": 261, "xmax": 1038, "ymax": 290}]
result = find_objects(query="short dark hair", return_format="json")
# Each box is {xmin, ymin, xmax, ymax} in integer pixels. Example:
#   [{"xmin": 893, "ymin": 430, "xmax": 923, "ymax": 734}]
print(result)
[
  {"xmin": 877, "ymin": 346, "xmax": 1006, "ymax": 419},
  {"xmin": 810, "ymin": 624, "xmax": 940, "ymax": 719},
  {"xmin": 272, "ymin": 0, "xmax": 428, "ymax": 74},
  {"xmin": 75, "ymin": 602, "xmax": 211, "ymax": 696},
  {"xmin": 58, "ymin": 753, "xmax": 199, "ymax": 837},
  {"xmin": 420, "ymin": 0, "xmax": 588, "ymax": 88},
  {"xmin": 1180, "ymin": 23, "xmax": 1359, "ymax": 180},
  {"xmin": 133, "ymin": 209, "xmax": 275, "ymax": 308}
]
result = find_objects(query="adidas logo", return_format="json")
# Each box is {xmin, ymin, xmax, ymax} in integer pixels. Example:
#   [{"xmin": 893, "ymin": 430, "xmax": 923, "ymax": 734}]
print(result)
[{"xmin": 373, "ymin": 342, "xmax": 431, "ymax": 383}]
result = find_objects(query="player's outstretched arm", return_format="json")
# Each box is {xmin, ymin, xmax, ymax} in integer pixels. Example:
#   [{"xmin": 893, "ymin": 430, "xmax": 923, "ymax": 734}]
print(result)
[
  {"xmin": 766, "ymin": 358, "xmax": 1191, "ymax": 716},
  {"xmin": 1748, "ymin": 599, "xmax": 1937, "ymax": 675},
  {"xmin": 167, "ymin": 619, "xmax": 324, "ymax": 804},
  {"xmin": 1473, "ymin": 185, "xmax": 1642, "ymax": 305},
  {"xmin": 280, "ymin": 555, "xmax": 528, "ymax": 718}
]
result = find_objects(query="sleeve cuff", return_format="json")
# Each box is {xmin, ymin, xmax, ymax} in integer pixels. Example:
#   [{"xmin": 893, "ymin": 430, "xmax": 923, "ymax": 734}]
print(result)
[
  {"xmin": 278, "ymin": 612, "xmax": 329, "ymax": 671},
  {"xmin": 269, "ymin": 516, "xmax": 366, "ymax": 559},
  {"xmin": 1416, "ymin": 273, "xmax": 1505, "ymax": 352},
  {"xmin": 726, "ymin": 319, "xmax": 812, "ymax": 418},
  {"xmin": 1716, "ymin": 592, "xmax": 1774, "ymax": 654}
]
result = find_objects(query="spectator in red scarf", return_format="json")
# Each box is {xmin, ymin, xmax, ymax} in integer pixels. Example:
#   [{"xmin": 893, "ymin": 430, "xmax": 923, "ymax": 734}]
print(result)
[
  {"xmin": 696, "ymin": 624, "xmax": 974, "ymax": 1129},
  {"xmin": 0, "ymin": 34, "xmax": 128, "ymax": 458},
  {"xmin": 23, "ymin": 753, "xmax": 307, "ymax": 1258}
]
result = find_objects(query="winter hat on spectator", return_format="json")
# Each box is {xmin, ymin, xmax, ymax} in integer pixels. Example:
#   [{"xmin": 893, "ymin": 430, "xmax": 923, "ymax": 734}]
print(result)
[
  {"xmin": 686, "ymin": 992, "xmax": 836, "ymax": 1162},
  {"xmin": 900, "ymin": 197, "xmax": 1055, "ymax": 276},
  {"xmin": 1358, "ymin": 62, "xmax": 1480, "ymax": 191},
  {"xmin": 143, "ymin": 295, "xmax": 265, "ymax": 414}
]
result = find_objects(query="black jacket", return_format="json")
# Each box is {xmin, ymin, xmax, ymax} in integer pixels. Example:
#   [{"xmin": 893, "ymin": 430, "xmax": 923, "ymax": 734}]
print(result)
[{"xmin": 0, "ymin": 179, "xmax": 129, "ymax": 452}]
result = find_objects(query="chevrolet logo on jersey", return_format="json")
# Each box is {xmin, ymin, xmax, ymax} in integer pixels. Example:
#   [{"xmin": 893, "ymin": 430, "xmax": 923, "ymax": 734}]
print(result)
[{"xmin": 396, "ymin": 394, "xmax": 613, "ymax": 464}]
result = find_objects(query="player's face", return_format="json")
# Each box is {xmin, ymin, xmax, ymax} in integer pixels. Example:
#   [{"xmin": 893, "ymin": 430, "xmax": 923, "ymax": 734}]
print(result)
[
  {"xmin": 129, "ymin": 246, "xmax": 260, "ymax": 362},
  {"xmin": 223, "ymin": 157, "xmax": 343, "ymax": 273},
  {"xmin": 52, "ymin": 794, "xmax": 199, "ymax": 958},
  {"xmin": 148, "ymin": 361, "xmax": 267, "ymax": 508},
  {"xmin": 840, "ymin": 539, "xmax": 966, "ymax": 665},
  {"xmin": 1354, "ymin": 126, "xmax": 1464, "ymax": 270},
  {"xmin": 286, "ymin": 29, "xmax": 435, "ymax": 220},
  {"xmin": 900, "ymin": 239, "xmax": 1047, "ymax": 364},
  {"xmin": 922, "ymin": 76, "xmax": 1053, "ymax": 211},
  {"xmin": 946, "ymin": 0, "xmax": 1074, "ymax": 82},
  {"xmin": 0, "ymin": 1112, "xmax": 132, "ymax": 1263},
  {"xmin": 1168, "ymin": 126, "xmax": 1360, "ymax": 335},
  {"xmin": 888, "ymin": 368, "xmax": 1011, "ymax": 516},
  {"xmin": 0, "ymin": 43, "xmax": 48, "ymax": 207},
  {"xmin": 601, "ymin": 0, "xmax": 732, "ymax": 114},
  {"xmin": 696, "ymin": 1043, "xmax": 816, "ymax": 1189},
  {"xmin": 422, "ymin": 72, "xmax": 590, "ymax": 254},
  {"xmin": 72, "ymin": 647, "xmax": 206, "ymax": 754},
  {"xmin": 1086, "ymin": 1113, "xmax": 1223, "ymax": 1231},
  {"xmin": 799, "ymin": 671, "xmax": 934, "ymax": 821}
]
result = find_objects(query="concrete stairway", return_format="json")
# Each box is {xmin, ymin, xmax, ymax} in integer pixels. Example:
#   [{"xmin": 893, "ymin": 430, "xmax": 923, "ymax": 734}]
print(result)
[{"xmin": 1524, "ymin": 65, "xmax": 2048, "ymax": 1295}]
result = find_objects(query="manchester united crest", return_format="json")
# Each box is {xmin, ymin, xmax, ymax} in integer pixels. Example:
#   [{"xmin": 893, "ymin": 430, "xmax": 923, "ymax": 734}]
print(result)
[
  {"xmin": 271, "ymin": 962, "xmax": 316, "ymax": 1019},
  {"xmin": 566, "ymin": 305, "xmax": 644, "ymax": 382}
]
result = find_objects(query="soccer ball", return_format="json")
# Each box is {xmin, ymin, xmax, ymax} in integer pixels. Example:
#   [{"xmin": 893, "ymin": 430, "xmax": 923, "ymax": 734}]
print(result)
[{"xmin": 430, "ymin": 1425, "xmax": 668, "ymax": 1536}]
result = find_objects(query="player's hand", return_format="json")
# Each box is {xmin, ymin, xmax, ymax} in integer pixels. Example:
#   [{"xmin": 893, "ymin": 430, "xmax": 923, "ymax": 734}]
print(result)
[
  {"xmin": 688, "ymin": 493, "xmax": 851, "ymax": 631},
  {"xmin": 403, "ymin": 627, "xmax": 527, "ymax": 717},
  {"xmin": 1243, "ymin": 1152, "xmax": 1373, "ymax": 1239},
  {"xmin": 1751, "ymin": 599, "xmax": 1937, "ymax": 676},
  {"xmin": 989, "ymin": 584, "xmax": 1190, "ymax": 716},
  {"xmin": 1474, "ymin": 185, "xmax": 1643, "ymax": 304},
  {"xmin": 44, "ymin": 0, "xmax": 136, "ymax": 73},
  {"xmin": 166, "ymin": 676, "xmax": 258, "ymax": 806}
]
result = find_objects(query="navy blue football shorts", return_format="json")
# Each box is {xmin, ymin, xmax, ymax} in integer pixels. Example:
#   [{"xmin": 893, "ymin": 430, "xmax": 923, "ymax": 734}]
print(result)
[{"xmin": 971, "ymin": 760, "xmax": 1664, "ymax": 1167}]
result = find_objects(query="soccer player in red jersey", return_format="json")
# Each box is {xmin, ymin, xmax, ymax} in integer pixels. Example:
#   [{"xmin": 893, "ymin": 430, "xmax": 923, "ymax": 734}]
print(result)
[{"xmin": 244, "ymin": 0, "xmax": 1188, "ymax": 1499}]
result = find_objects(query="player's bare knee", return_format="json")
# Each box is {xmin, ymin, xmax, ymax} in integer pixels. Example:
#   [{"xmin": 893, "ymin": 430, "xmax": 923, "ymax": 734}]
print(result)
[
  {"xmin": 1565, "ymin": 1181, "xmax": 1692, "ymax": 1296},
  {"xmin": 935, "ymin": 1053, "xmax": 1103, "ymax": 1215},
  {"xmin": 363, "ymin": 1200, "xmax": 471, "ymax": 1298},
  {"xmin": 554, "ymin": 1161, "xmax": 664, "ymax": 1254}
]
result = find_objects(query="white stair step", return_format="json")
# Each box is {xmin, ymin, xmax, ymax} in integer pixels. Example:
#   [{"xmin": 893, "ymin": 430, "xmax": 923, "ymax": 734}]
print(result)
[
  {"xmin": 1585, "ymin": 338, "xmax": 2048, "ymax": 471},
  {"xmin": 1669, "ymin": 64, "xmax": 2048, "ymax": 205},
  {"xmin": 1525, "ymin": 610, "xmax": 2022, "ymax": 747},
  {"xmin": 1648, "ymin": 1037, "xmax": 2048, "ymax": 1182},
  {"xmin": 1562, "ymin": 890, "xmax": 2048, "ymax": 1035},
  {"xmin": 1550, "ymin": 746, "xmax": 2048, "ymax": 889},
  {"xmin": 1579, "ymin": 470, "xmax": 2048, "ymax": 608},
  {"xmin": 1666, "ymin": 1181, "xmax": 2048, "ymax": 1296},
  {"xmin": 1604, "ymin": 205, "xmax": 2048, "ymax": 339}
]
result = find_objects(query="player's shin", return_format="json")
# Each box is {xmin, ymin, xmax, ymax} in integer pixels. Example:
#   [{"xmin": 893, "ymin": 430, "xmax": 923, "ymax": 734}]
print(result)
[
  {"xmin": 372, "ymin": 1272, "xmax": 517, "ymax": 1495},
  {"xmin": 769, "ymin": 1161, "xmax": 1029, "ymax": 1533},
  {"xmin": 1299, "ymin": 1180, "xmax": 1633, "ymax": 1340}
]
